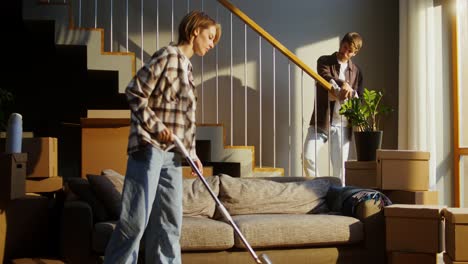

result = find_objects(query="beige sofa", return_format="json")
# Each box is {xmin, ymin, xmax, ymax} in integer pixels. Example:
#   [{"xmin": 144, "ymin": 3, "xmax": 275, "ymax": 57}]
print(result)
[{"xmin": 61, "ymin": 173, "xmax": 387, "ymax": 264}]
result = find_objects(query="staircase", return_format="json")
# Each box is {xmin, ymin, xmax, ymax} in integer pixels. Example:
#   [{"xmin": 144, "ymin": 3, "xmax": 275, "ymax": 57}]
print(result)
[
  {"xmin": 18, "ymin": 0, "xmax": 285, "ymax": 178},
  {"xmin": 22, "ymin": 0, "xmax": 134, "ymax": 93}
]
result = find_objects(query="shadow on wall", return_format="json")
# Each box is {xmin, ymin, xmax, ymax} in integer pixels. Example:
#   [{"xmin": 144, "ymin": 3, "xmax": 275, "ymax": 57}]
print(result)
[{"xmin": 195, "ymin": 75, "xmax": 259, "ymax": 148}]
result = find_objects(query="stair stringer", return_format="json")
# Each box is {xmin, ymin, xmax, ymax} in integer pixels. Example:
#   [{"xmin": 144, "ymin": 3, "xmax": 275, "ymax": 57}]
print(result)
[
  {"xmin": 196, "ymin": 124, "xmax": 284, "ymax": 178},
  {"xmin": 22, "ymin": 0, "xmax": 135, "ymax": 93}
]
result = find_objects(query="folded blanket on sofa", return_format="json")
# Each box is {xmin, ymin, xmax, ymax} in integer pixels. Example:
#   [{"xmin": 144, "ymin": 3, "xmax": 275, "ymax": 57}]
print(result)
[{"xmin": 327, "ymin": 186, "xmax": 392, "ymax": 216}]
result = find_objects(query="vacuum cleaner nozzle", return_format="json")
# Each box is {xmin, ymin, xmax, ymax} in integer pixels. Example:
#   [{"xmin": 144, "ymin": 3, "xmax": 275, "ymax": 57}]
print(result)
[{"xmin": 259, "ymin": 253, "xmax": 273, "ymax": 264}]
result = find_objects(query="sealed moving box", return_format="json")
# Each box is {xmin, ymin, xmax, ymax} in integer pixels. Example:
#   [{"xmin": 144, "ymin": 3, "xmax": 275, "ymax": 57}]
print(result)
[
  {"xmin": 443, "ymin": 208, "xmax": 468, "ymax": 261},
  {"xmin": 377, "ymin": 150, "xmax": 430, "ymax": 191},
  {"xmin": 383, "ymin": 190, "xmax": 438, "ymax": 205},
  {"xmin": 385, "ymin": 204, "xmax": 445, "ymax": 253},
  {"xmin": 182, "ymin": 166, "xmax": 213, "ymax": 179},
  {"xmin": 26, "ymin": 177, "xmax": 63, "ymax": 193},
  {"xmin": 22, "ymin": 137, "xmax": 58, "ymax": 178},
  {"xmin": 0, "ymin": 153, "xmax": 27, "ymax": 201},
  {"xmin": 345, "ymin": 161, "xmax": 378, "ymax": 189},
  {"xmin": 81, "ymin": 118, "xmax": 130, "ymax": 178},
  {"xmin": 444, "ymin": 253, "xmax": 468, "ymax": 264},
  {"xmin": 388, "ymin": 251, "xmax": 437, "ymax": 264}
]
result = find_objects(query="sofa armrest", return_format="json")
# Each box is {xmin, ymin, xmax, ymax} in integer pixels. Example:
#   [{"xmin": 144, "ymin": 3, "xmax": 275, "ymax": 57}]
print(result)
[
  {"xmin": 354, "ymin": 199, "xmax": 386, "ymax": 263},
  {"xmin": 326, "ymin": 185, "xmax": 387, "ymax": 263},
  {"xmin": 61, "ymin": 200, "xmax": 99, "ymax": 264}
]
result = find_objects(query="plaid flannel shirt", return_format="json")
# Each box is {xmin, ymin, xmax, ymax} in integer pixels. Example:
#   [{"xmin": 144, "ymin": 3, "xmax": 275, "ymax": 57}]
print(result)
[{"xmin": 126, "ymin": 44, "xmax": 198, "ymax": 160}]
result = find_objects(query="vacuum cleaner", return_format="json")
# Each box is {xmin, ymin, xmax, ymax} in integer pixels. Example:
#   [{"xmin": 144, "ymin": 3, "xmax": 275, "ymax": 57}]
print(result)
[{"xmin": 173, "ymin": 136, "xmax": 273, "ymax": 264}]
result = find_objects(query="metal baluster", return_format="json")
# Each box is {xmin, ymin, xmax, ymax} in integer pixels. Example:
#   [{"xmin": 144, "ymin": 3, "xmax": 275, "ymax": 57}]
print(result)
[
  {"xmin": 215, "ymin": 7, "xmax": 219, "ymax": 124},
  {"xmin": 140, "ymin": 0, "xmax": 144, "ymax": 66},
  {"xmin": 171, "ymin": 0, "xmax": 174, "ymax": 42},
  {"xmin": 110, "ymin": 0, "xmax": 113, "ymax": 52},
  {"xmin": 156, "ymin": 0, "xmax": 159, "ymax": 50},
  {"xmin": 273, "ymin": 48, "xmax": 276, "ymax": 167},
  {"xmin": 288, "ymin": 63, "xmax": 291, "ymax": 176},
  {"xmin": 302, "ymin": 70, "xmax": 305, "ymax": 176},
  {"xmin": 201, "ymin": 0, "xmax": 205, "ymax": 123},
  {"xmin": 230, "ymin": 12, "xmax": 233, "ymax": 145},
  {"xmin": 244, "ymin": 24, "xmax": 248, "ymax": 146},
  {"xmin": 126, "ymin": 0, "xmax": 129, "ymax": 51},
  {"xmin": 94, "ymin": 0, "xmax": 97, "ymax": 28},
  {"xmin": 259, "ymin": 37, "xmax": 262, "ymax": 167},
  {"xmin": 78, "ymin": 0, "xmax": 82, "ymax": 27}
]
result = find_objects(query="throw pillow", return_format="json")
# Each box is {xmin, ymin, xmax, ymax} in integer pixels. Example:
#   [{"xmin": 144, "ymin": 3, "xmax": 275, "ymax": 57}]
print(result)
[
  {"xmin": 183, "ymin": 175, "xmax": 220, "ymax": 218},
  {"xmin": 86, "ymin": 169, "xmax": 125, "ymax": 220},
  {"xmin": 218, "ymin": 174, "xmax": 331, "ymax": 216},
  {"xmin": 66, "ymin": 177, "xmax": 110, "ymax": 222}
]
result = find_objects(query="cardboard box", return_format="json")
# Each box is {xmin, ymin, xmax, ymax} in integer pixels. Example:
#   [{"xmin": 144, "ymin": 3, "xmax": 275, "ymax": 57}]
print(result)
[
  {"xmin": 443, "ymin": 208, "xmax": 468, "ymax": 261},
  {"xmin": 0, "ymin": 210, "xmax": 5, "ymax": 263},
  {"xmin": 10, "ymin": 259, "xmax": 64, "ymax": 264},
  {"xmin": 22, "ymin": 137, "xmax": 58, "ymax": 178},
  {"xmin": 26, "ymin": 177, "xmax": 63, "ymax": 193},
  {"xmin": 81, "ymin": 118, "xmax": 130, "ymax": 178},
  {"xmin": 385, "ymin": 204, "xmax": 445, "ymax": 253},
  {"xmin": 384, "ymin": 190, "xmax": 438, "ymax": 205},
  {"xmin": 377, "ymin": 149, "xmax": 430, "ymax": 191},
  {"xmin": 388, "ymin": 251, "xmax": 437, "ymax": 264},
  {"xmin": 0, "ymin": 153, "xmax": 27, "ymax": 201},
  {"xmin": 182, "ymin": 166, "xmax": 213, "ymax": 179},
  {"xmin": 3, "ymin": 196, "xmax": 50, "ymax": 260},
  {"xmin": 444, "ymin": 252, "xmax": 468, "ymax": 264},
  {"xmin": 345, "ymin": 161, "xmax": 377, "ymax": 188},
  {"xmin": 87, "ymin": 109, "xmax": 131, "ymax": 118}
]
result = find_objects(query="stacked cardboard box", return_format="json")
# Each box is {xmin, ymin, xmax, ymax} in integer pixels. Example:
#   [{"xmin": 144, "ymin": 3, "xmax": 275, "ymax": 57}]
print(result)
[
  {"xmin": 443, "ymin": 208, "xmax": 468, "ymax": 264},
  {"xmin": 385, "ymin": 204, "xmax": 446, "ymax": 264},
  {"xmin": 0, "ymin": 153, "xmax": 27, "ymax": 201},
  {"xmin": 345, "ymin": 149, "xmax": 438, "ymax": 205},
  {"xmin": 22, "ymin": 137, "xmax": 62, "ymax": 193}
]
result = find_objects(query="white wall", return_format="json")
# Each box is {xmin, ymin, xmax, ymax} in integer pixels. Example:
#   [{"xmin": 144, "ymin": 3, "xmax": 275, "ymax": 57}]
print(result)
[{"xmin": 198, "ymin": 0, "xmax": 401, "ymax": 176}]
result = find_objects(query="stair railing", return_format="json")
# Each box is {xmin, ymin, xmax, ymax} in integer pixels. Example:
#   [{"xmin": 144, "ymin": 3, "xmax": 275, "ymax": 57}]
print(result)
[{"xmin": 36, "ymin": 0, "xmax": 344, "ymax": 178}]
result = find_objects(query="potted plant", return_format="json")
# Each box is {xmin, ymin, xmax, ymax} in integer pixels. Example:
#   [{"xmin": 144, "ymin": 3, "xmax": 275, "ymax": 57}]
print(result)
[
  {"xmin": 339, "ymin": 88, "xmax": 393, "ymax": 161},
  {"xmin": 0, "ymin": 87, "xmax": 14, "ymax": 132}
]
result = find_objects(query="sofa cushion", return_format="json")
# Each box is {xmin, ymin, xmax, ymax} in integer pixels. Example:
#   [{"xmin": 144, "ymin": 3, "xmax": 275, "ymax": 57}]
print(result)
[
  {"xmin": 66, "ymin": 177, "xmax": 110, "ymax": 222},
  {"xmin": 91, "ymin": 217, "xmax": 234, "ymax": 253},
  {"xmin": 87, "ymin": 170, "xmax": 125, "ymax": 220},
  {"xmin": 86, "ymin": 169, "xmax": 221, "ymax": 220},
  {"xmin": 218, "ymin": 174, "xmax": 331, "ymax": 216},
  {"xmin": 181, "ymin": 216, "xmax": 234, "ymax": 251},
  {"xmin": 231, "ymin": 214, "xmax": 364, "ymax": 249},
  {"xmin": 183, "ymin": 176, "xmax": 220, "ymax": 218}
]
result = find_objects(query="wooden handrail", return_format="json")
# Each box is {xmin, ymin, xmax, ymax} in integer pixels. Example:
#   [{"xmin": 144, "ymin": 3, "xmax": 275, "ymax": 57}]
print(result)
[{"xmin": 217, "ymin": 0, "xmax": 331, "ymax": 91}]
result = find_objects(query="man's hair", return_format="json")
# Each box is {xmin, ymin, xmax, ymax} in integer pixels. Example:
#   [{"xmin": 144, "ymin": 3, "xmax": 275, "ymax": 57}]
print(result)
[
  {"xmin": 340, "ymin": 32, "xmax": 363, "ymax": 52},
  {"xmin": 178, "ymin": 10, "xmax": 222, "ymax": 45}
]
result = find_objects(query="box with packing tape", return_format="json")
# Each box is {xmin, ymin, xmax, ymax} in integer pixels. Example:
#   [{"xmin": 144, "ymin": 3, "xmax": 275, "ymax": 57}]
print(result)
[
  {"xmin": 443, "ymin": 208, "xmax": 468, "ymax": 262},
  {"xmin": 22, "ymin": 137, "xmax": 58, "ymax": 178},
  {"xmin": 377, "ymin": 149, "xmax": 430, "ymax": 191},
  {"xmin": 385, "ymin": 204, "xmax": 445, "ymax": 254},
  {"xmin": 383, "ymin": 190, "xmax": 438, "ymax": 205},
  {"xmin": 0, "ymin": 153, "xmax": 27, "ymax": 201},
  {"xmin": 345, "ymin": 160, "xmax": 378, "ymax": 189},
  {"xmin": 387, "ymin": 251, "xmax": 437, "ymax": 264}
]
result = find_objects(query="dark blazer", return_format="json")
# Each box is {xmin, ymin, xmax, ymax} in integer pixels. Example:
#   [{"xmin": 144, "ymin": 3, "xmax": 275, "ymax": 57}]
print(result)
[{"xmin": 310, "ymin": 52, "xmax": 364, "ymax": 137}]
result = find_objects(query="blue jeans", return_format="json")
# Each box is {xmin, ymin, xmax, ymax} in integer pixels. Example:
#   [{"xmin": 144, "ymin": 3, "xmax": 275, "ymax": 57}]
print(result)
[{"xmin": 104, "ymin": 146, "xmax": 183, "ymax": 264}]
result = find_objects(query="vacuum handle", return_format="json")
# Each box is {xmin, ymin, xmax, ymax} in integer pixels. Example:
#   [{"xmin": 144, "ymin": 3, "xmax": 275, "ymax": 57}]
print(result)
[
  {"xmin": 173, "ymin": 136, "xmax": 190, "ymax": 159},
  {"xmin": 173, "ymin": 135, "xmax": 271, "ymax": 264}
]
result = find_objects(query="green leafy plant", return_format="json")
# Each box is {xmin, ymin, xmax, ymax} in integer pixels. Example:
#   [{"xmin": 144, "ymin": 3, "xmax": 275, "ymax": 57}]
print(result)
[
  {"xmin": 339, "ymin": 88, "xmax": 393, "ymax": 132},
  {"xmin": 0, "ymin": 88, "xmax": 14, "ymax": 131}
]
